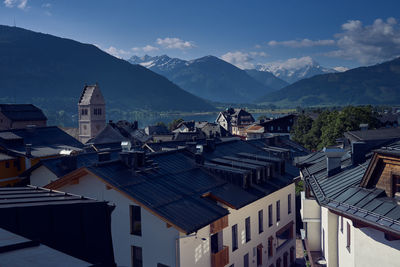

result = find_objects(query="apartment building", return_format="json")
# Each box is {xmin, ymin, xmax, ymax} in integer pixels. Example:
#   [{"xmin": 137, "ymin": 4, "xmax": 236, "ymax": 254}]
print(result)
[
  {"xmin": 28, "ymin": 138, "xmax": 299, "ymax": 267},
  {"xmin": 298, "ymin": 141, "xmax": 400, "ymax": 267}
]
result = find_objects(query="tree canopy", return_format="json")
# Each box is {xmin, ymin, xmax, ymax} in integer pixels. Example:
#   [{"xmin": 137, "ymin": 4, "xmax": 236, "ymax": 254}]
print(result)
[{"xmin": 291, "ymin": 106, "xmax": 380, "ymax": 150}]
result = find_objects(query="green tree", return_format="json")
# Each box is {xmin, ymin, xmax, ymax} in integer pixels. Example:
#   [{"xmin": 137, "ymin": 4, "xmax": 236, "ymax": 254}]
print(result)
[{"xmin": 291, "ymin": 114, "xmax": 313, "ymax": 148}]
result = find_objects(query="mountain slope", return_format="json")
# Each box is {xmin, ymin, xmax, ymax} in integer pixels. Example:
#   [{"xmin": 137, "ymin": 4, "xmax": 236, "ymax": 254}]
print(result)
[
  {"xmin": 255, "ymin": 57, "xmax": 336, "ymax": 83},
  {"xmin": 129, "ymin": 55, "xmax": 276, "ymax": 103},
  {"xmin": 258, "ymin": 57, "xmax": 400, "ymax": 107},
  {"xmin": 0, "ymin": 25, "xmax": 215, "ymax": 112},
  {"xmin": 244, "ymin": 69, "xmax": 289, "ymax": 90}
]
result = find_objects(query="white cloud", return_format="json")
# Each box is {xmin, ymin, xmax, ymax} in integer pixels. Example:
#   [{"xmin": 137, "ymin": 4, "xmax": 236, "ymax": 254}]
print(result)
[
  {"xmin": 4, "ymin": 0, "xmax": 28, "ymax": 9},
  {"xmin": 249, "ymin": 51, "xmax": 268, "ymax": 57},
  {"xmin": 42, "ymin": 3, "xmax": 51, "ymax": 8},
  {"xmin": 132, "ymin": 45, "xmax": 159, "ymax": 53},
  {"xmin": 104, "ymin": 46, "xmax": 131, "ymax": 59},
  {"xmin": 268, "ymin": 38, "xmax": 335, "ymax": 48},
  {"xmin": 156, "ymin": 37, "xmax": 195, "ymax": 50},
  {"xmin": 326, "ymin": 17, "xmax": 400, "ymax": 64},
  {"xmin": 220, "ymin": 51, "xmax": 254, "ymax": 69}
]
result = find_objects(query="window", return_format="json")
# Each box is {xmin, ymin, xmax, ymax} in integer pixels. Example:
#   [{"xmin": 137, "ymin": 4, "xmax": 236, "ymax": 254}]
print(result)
[
  {"xmin": 130, "ymin": 205, "xmax": 142, "ymax": 236},
  {"xmin": 244, "ymin": 253, "xmax": 249, "ymax": 267},
  {"xmin": 5, "ymin": 161, "xmax": 9, "ymax": 168},
  {"xmin": 81, "ymin": 109, "xmax": 88, "ymax": 115},
  {"xmin": 276, "ymin": 257, "xmax": 281, "ymax": 267},
  {"xmin": 340, "ymin": 216, "xmax": 343, "ymax": 233},
  {"xmin": 268, "ymin": 236, "xmax": 273, "ymax": 258},
  {"xmin": 131, "ymin": 246, "xmax": 142, "ymax": 267},
  {"xmin": 232, "ymin": 224, "xmax": 238, "ymax": 251},
  {"xmin": 258, "ymin": 210, "xmax": 264, "ymax": 233},
  {"xmin": 245, "ymin": 217, "xmax": 251, "ymax": 242},
  {"xmin": 268, "ymin": 204, "xmax": 273, "ymax": 227},
  {"xmin": 346, "ymin": 222, "xmax": 351, "ymax": 252},
  {"xmin": 288, "ymin": 194, "xmax": 291, "ymax": 214},
  {"xmin": 276, "ymin": 200, "xmax": 280, "ymax": 222},
  {"xmin": 157, "ymin": 264, "xmax": 169, "ymax": 267}
]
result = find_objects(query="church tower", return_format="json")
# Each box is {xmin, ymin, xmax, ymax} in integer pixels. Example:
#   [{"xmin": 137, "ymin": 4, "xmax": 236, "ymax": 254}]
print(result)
[{"xmin": 78, "ymin": 83, "xmax": 106, "ymax": 143}]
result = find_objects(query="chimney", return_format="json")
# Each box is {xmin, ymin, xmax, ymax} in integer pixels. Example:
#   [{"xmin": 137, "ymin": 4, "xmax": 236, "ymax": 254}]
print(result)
[
  {"xmin": 195, "ymin": 153, "xmax": 204, "ymax": 165},
  {"xmin": 324, "ymin": 147, "xmax": 345, "ymax": 177},
  {"xmin": 133, "ymin": 121, "xmax": 138, "ymax": 130},
  {"xmin": 121, "ymin": 141, "xmax": 132, "ymax": 152},
  {"xmin": 119, "ymin": 151, "xmax": 134, "ymax": 168},
  {"xmin": 280, "ymin": 160, "xmax": 285, "ymax": 176},
  {"xmin": 25, "ymin": 144, "xmax": 32, "ymax": 157},
  {"xmin": 352, "ymin": 142, "xmax": 366, "ymax": 166},
  {"xmin": 133, "ymin": 151, "xmax": 145, "ymax": 168},
  {"xmin": 359, "ymin": 123, "xmax": 369, "ymax": 131},
  {"xmin": 60, "ymin": 156, "xmax": 77, "ymax": 171},
  {"xmin": 98, "ymin": 151, "xmax": 111, "ymax": 162},
  {"xmin": 205, "ymin": 139, "xmax": 216, "ymax": 152}
]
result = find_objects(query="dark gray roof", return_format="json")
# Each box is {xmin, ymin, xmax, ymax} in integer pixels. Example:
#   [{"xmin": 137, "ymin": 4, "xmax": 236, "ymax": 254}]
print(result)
[
  {"xmin": 21, "ymin": 149, "xmax": 121, "ymax": 178},
  {"xmin": 0, "ymin": 186, "xmax": 102, "ymax": 208},
  {"xmin": 86, "ymin": 151, "xmax": 230, "ymax": 233},
  {"xmin": 302, "ymin": 142, "xmax": 400, "ymax": 235},
  {"xmin": 0, "ymin": 104, "xmax": 47, "ymax": 122},
  {"xmin": 0, "ymin": 126, "xmax": 83, "ymax": 158},
  {"xmin": 0, "ymin": 228, "xmax": 90, "ymax": 267},
  {"xmin": 345, "ymin": 127, "xmax": 400, "ymax": 142},
  {"xmin": 89, "ymin": 121, "xmax": 151, "ymax": 146},
  {"xmin": 80, "ymin": 144, "xmax": 297, "ymax": 233},
  {"xmin": 145, "ymin": 125, "xmax": 169, "ymax": 135}
]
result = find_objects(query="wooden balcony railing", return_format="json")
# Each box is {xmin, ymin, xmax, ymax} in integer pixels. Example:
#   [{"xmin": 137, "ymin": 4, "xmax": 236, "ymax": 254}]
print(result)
[{"xmin": 211, "ymin": 246, "xmax": 229, "ymax": 267}]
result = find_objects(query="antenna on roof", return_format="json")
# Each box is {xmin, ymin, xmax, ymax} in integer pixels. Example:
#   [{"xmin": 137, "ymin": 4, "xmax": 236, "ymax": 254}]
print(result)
[{"xmin": 13, "ymin": 17, "xmax": 16, "ymax": 27}]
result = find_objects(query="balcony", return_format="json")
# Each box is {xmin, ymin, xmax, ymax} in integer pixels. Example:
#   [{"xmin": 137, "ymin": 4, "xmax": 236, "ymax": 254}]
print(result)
[
  {"xmin": 300, "ymin": 191, "xmax": 321, "ymax": 223},
  {"xmin": 211, "ymin": 246, "xmax": 229, "ymax": 267}
]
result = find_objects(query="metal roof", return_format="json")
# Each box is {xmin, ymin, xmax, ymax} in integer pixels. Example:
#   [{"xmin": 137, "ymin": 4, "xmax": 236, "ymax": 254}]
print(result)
[
  {"xmin": 303, "ymin": 141, "xmax": 400, "ymax": 235},
  {"xmin": 0, "ymin": 186, "xmax": 104, "ymax": 208},
  {"xmin": 0, "ymin": 126, "xmax": 83, "ymax": 158},
  {"xmin": 0, "ymin": 104, "xmax": 47, "ymax": 122},
  {"xmin": 345, "ymin": 127, "xmax": 400, "ymax": 142},
  {"xmin": 0, "ymin": 228, "xmax": 90, "ymax": 267}
]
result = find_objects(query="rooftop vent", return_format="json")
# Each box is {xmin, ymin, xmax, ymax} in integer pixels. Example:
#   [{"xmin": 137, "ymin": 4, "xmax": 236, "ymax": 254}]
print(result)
[
  {"xmin": 323, "ymin": 147, "xmax": 345, "ymax": 177},
  {"xmin": 121, "ymin": 141, "xmax": 131, "ymax": 152},
  {"xmin": 25, "ymin": 144, "xmax": 32, "ymax": 157},
  {"xmin": 359, "ymin": 123, "xmax": 369, "ymax": 131},
  {"xmin": 351, "ymin": 142, "xmax": 367, "ymax": 166}
]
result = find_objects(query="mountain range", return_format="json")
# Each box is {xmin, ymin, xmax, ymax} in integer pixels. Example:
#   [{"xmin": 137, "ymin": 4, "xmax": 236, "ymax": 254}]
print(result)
[
  {"xmin": 255, "ymin": 56, "xmax": 338, "ymax": 84},
  {"xmin": 258, "ymin": 57, "xmax": 400, "ymax": 107},
  {"xmin": 0, "ymin": 25, "xmax": 214, "ymax": 112},
  {"xmin": 129, "ymin": 55, "xmax": 287, "ymax": 103}
]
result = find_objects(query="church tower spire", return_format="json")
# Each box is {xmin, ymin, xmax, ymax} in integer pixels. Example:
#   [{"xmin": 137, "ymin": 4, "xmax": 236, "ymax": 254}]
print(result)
[{"xmin": 78, "ymin": 83, "xmax": 106, "ymax": 143}]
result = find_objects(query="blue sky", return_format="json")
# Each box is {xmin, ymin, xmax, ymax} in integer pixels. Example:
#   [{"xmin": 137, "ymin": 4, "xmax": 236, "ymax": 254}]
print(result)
[{"xmin": 1, "ymin": 0, "xmax": 400, "ymax": 70}]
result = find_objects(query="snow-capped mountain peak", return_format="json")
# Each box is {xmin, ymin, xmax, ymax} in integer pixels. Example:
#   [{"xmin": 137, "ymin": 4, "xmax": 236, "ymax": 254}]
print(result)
[
  {"xmin": 255, "ymin": 56, "xmax": 336, "ymax": 83},
  {"xmin": 128, "ymin": 55, "xmax": 185, "ymax": 71}
]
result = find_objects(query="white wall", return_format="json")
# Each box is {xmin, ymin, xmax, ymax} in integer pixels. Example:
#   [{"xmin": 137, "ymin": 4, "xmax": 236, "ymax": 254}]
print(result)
[
  {"xmin": 338, "ymin": 216, "xmax": 400, "ymax": 267},
  {"xmin": 320, "ymin": 207, "xmax": 338, "ymax": 267},
  {"xmin": 179, "ymin": 226, "xmax": 211, "ymax": 267},
  {"xmin": 30, "ymin": 166, "xmax": 58, "ymax": 187},
  {"xmin": 223, "ymin": 183, "xmax": 296, "ymax": 267},
  {"xmin": 56, "ymin": 173, "xmax": 180, "ymax": 267}
]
